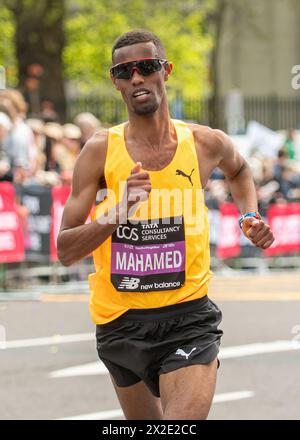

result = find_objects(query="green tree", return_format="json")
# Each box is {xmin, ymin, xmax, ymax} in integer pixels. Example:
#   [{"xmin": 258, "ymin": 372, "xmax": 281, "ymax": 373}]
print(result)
[
  {"xmin": 1, "ymin": 0, "xmax": 217, "ymax": 120},
  {"xmin": 0, "ymin": 5, "xmax": 17, "ymax": 85},
  {"xmin": 64, "ymin": 0, "xmax": 213, "ymax": 99},
  {"xmin": 3, "ymin": 0, "xmax": 66, "ymax": 119}
]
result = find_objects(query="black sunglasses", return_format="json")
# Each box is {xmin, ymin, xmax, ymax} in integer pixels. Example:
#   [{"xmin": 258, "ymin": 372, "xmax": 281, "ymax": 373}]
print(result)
[{"xmin": 110, "ymin": 58, "xmax": 168, "ymax": 79}]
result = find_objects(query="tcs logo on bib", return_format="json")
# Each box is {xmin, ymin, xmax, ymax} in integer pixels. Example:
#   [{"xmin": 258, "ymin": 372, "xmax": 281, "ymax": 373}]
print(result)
[{"xmin": 116, "ymin": 225, "xmax": 139, "ymax": 241}]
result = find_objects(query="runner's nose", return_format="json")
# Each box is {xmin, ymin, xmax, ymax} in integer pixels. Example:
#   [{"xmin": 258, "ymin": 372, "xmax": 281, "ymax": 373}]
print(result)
[{"xmin": 131, "ymin": 68, "xmax": 144, "ymax": 85}]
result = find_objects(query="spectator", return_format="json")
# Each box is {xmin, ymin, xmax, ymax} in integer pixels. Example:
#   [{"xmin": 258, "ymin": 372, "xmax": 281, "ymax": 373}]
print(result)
[
  {"xmin": 43, "ymin": 122, "xmax": 63, "ymax": 173},
  {"xmin": 273, "ymin": 148, "xmax": 288, "ymax": 181},
  {"xmin": 54, "ymin": 123, "xmax": 81, "ymax": 172},
  {"xmin": 279, "ymin": 166, "xmax": 296, "ymax": 199},
  {"xmin": 26, "ymin": 118, "xmax": 46, "ymax": 172},
  {"xmin": 40, "ymin": 100, "xmax": 59, "ymax": 123},
  {"xmin": 247, "ymin": 154, "xmax": 264, "ymax": 184},
  {"xmin": 0, "ymin": 112, "xmax": 13, "ymax": 181},
  {"xmin": 283, "ymin": 128, "xmax": 296, "ymax": 160},
  {"xmin": 73, "ymin": 112, "xmax": 101, "ymax": 148},
  {"xmin": 0, "ymin": 89, "xmax": 38, "ymax": 183}
]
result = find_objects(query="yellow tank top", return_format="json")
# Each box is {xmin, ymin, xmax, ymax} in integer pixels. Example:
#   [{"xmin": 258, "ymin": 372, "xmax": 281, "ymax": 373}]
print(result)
[{"xmin": 88, "ymin": 119, "xmax": 212, "ymax": 324}]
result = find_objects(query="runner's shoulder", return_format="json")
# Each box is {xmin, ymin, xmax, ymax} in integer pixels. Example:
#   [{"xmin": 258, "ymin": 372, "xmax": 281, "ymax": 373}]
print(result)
[
  {"xmin": 74, "ymin": 129, "xmax": 109, "ymax": 179},
  {"xmin": 77, "ymin": 129, "xmax": 109, "ymax": 165},
  {"xmin": 82, "ymin": 128, "xmax": 109, "ymax": 156},
  {"xmin": 187, "ymin": 123, "xmax": 230, "ymax": 156}
]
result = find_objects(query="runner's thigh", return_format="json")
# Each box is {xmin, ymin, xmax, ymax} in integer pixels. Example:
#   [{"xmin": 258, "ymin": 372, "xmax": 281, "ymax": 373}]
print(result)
[
  {"xmin": 110, "ymin": 375, "xmax": 163, "ymax": 420},
  {"xmin": 159, "ymin": 359, "xmax": 218, "ymax": 420}
]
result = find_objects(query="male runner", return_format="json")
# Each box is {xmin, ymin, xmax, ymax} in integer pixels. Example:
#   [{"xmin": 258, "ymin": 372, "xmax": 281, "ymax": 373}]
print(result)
[{"xmin": 57, "ymin": 29, "xmax": 274, "ymax": 420}]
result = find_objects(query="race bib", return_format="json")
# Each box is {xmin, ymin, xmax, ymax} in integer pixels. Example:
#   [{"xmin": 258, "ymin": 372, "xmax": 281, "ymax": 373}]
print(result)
[{"xmin": 111, "ymin": 216, "xmax": 186, "ymax": 292}]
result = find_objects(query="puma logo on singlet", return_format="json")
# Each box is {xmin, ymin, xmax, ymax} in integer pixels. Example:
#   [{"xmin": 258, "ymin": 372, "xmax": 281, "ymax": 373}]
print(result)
[
  {"xmin": 176, "ymin": 168, "xmax": 194, "ymax": 186},
  {"xmin": 175, "ymin": 347, "xmax": 197, "ymax": 359}
]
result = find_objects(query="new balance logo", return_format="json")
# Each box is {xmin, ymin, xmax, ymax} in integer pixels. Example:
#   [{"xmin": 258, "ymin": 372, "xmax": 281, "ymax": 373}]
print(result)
[
  {"xmin": 118, "ymin": 277, "xmax": 140, "ymax": 290},
  {"xmin": 175, "ymin": 347, "xmax": 197, "ymax": 359},
  {"xmin": 176, "ymin": 168, "xmax": 194, "ymax": 186}
]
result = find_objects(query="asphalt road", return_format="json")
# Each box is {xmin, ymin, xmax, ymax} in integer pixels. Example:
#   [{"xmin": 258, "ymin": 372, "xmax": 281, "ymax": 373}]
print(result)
[{"xmin": 1, "ymin": 272, "xmax": 300, "ymax": 420}]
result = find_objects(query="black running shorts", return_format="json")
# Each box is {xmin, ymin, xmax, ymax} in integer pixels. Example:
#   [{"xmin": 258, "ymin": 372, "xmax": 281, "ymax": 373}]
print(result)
[{"xmin": 96, "ymin": 295, "xmax": 223, "ymax": 397}]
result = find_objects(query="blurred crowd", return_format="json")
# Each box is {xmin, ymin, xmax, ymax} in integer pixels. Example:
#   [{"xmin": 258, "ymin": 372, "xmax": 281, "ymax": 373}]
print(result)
[
  {"xmin": 0, "ymin": 88, "xmax": 299, "ymax": 213},
  {"xmin": 206, "ymin": 134, "xmax": 300, "ymax": 214},
  {"xmin": 0, "ymin": 89, "xmax": 104, "ymax": 188}
]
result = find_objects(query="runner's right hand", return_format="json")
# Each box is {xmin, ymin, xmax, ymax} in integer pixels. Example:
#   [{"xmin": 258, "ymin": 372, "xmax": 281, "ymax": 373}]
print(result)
[{"xmin": 119, "ymin": 162, "xmax": 152, "ymax": 220}]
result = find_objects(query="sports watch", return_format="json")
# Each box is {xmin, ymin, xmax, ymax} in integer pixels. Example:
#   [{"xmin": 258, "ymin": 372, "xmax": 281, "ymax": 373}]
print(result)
[{"xmin": 238, "ymin": 211, "xmax": 261, "ymax": 229}]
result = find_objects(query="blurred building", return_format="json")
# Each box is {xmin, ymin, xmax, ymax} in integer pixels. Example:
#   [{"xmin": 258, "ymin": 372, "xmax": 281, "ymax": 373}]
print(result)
[{"xmin": 218, "ymin": 0, "xmax": 300, "ymax": 98}]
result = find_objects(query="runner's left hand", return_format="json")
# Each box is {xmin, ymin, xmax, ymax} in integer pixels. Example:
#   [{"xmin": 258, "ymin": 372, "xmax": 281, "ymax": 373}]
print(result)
[{"xmin": 242, "ymin": 217, "xmax": 275, "ymax": 249}]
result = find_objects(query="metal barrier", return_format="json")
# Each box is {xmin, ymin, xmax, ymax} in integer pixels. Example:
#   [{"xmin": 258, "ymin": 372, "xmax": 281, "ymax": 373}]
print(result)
[
  {"xmin": 1, "ymin": 252, "xmax": 299, "ymax": 292},
  {"xmin": 66, "ymin": 95, "xmax": 300, "ymax": 131},
  {"xmin": 1, "ymin": 182, "xmax": 300, "ymax": 291}
]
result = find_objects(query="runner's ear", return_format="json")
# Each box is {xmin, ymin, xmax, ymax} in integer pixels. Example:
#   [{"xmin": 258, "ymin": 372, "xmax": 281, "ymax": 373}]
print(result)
[{"xmin": 164, "ymin": 62, "xmax": 173, "ymax": 81}]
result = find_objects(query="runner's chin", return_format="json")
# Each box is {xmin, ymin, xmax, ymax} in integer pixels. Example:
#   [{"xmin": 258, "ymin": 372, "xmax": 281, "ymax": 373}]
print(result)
[{"xmin": 133, "ymin": 98, "xmax": 160, "ymax": 115}]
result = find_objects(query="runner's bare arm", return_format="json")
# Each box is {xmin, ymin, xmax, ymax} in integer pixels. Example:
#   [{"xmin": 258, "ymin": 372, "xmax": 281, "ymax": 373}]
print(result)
[
  {"xmin": 192, "ymin": 126, "xmax": 257, "ymax": 213},
  {"xmin": 211, "ymin": 129, "xmax": 258, "ymax": 214},
  {"xmin": 57, "ymin": 131, "xmax": 116, "ymax": 266},
  {"xmin": 57, "ymin": 131, "xmax": 151, "ymax": 266},
  {"xmin": 213, "ymin": 130, "xmax": 274, "ymax": 248},
  {"xmin": 193, "ymin": 126, "xmax": 274, "ymax": 248}
]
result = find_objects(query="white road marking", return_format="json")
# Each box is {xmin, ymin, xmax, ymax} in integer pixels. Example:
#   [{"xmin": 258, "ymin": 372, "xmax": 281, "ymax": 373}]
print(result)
[
  {"xmin": 57, "ymin": 391, "xmax": 254, "ymax": 420},
  {"xmin": 50, "ymin": 362, "xmax": 106, "ymax": 378},
  {"xmin": 48, "ymin": 339, "xmax": 300, "ymax": 379},
  {"xmin": 4, "ymin": 333, "xmax": 94, "ymax": 349},
  {"xmin": 220, "ymin": 340, "xmax": 300, "ymax": 359},
  {"xmin": 213, "ymin": 390, "xmax": 254, "ymax": 403}
]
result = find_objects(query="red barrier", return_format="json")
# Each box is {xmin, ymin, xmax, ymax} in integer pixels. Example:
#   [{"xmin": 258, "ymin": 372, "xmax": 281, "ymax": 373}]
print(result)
[
  {"xmin": 216, "ymin": 203, "xmax": 240, "ymax": 259},
  {"xmin": 264, "ymin": 202, "xmax": 300, "ymax": 256},
  {"xmin": 1, "ymin": 183, "xmax": 299, "ymax": 263},
  {"xmin": 0, "ymin": 182, "xmax": 25, "ymax": 263}
]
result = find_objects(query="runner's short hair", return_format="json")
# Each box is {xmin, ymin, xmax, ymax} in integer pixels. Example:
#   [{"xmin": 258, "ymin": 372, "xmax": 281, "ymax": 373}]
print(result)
[{"xmin": 112, "ymin": 29, "xmax": 166, "ymax": 61}]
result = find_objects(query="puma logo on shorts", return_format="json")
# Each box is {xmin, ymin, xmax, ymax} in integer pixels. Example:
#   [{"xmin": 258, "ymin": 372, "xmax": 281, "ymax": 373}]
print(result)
[{"xmin": 175, "ymin": 347, "xmax": 197, "ymax": 359}]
